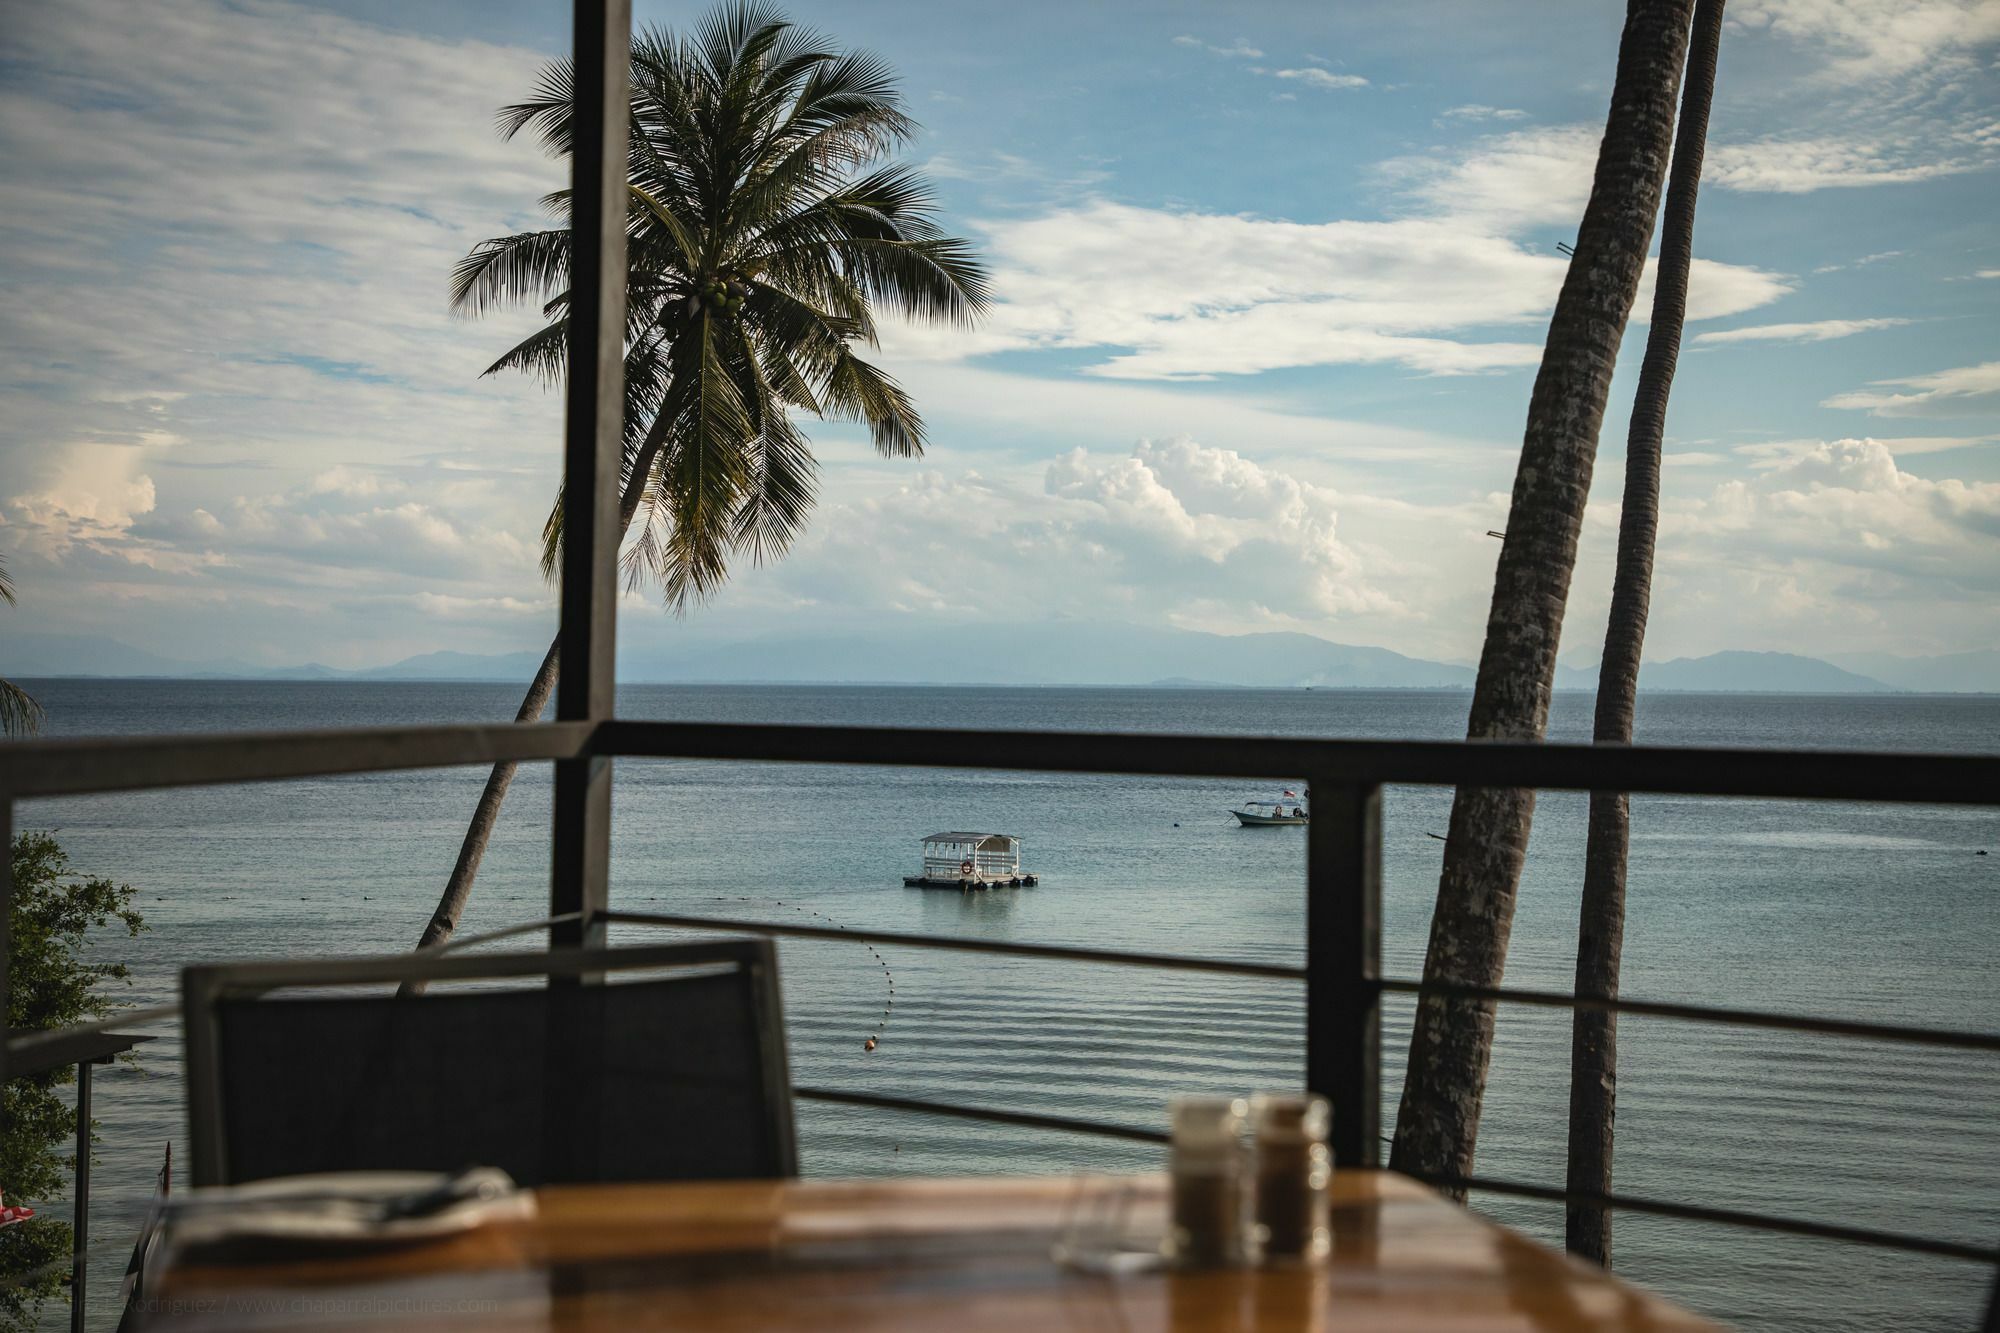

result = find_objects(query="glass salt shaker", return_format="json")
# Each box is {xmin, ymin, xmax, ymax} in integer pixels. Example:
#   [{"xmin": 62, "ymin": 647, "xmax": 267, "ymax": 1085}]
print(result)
[
  {"xmin": 1166, "ymin": 1095, "xmax": 1247, "ymax": 1267},
  {"xmin": 1250, "ymin": 1093, "xmax": 1331, "ymax": 1263}
]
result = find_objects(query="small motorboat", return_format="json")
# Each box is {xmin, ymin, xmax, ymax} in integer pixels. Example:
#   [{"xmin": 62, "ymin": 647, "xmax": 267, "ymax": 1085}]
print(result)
[{"xmin": 1231, "ymin": 798, "xmax": 1308, "ymax": 827}]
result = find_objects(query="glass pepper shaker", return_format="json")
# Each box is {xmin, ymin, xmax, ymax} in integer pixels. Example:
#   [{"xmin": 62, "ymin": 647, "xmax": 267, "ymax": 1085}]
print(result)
[
  {"xmin": 1250, "ymin": 1093, "xmax": 1331, "ymax": 1263},
  {"xmin": 1166, "ymin": 1096, "xmax": 1247, "ymax": 1267}
]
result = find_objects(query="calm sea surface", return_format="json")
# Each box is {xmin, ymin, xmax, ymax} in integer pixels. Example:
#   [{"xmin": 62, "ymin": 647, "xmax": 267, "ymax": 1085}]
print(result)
[{"xmin": 12, "ymin": 680, "xmax": 2000, "ymax": 1331}]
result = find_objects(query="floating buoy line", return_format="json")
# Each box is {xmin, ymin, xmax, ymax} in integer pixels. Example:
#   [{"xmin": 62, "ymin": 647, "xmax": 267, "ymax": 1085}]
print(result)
[{"xmin": 714, "ymin": 896, "xmax": 895, "ymax": 1053}]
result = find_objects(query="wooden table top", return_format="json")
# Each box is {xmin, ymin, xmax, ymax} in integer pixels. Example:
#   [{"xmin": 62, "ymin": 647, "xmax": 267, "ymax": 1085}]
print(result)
[{"xmin": 149, "ymin": 1171, "xmax": 1719, "ymax": 1331}]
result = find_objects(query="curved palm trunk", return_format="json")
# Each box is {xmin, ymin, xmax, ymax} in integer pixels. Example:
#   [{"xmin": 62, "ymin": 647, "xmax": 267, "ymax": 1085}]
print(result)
[
  {"xmin": 399, "ymin": 418, "xmax": 669, "ymax": 991},
  {"xmin": 1565, "ymin": 0, "xmax": 1725, "ymax": 1267},
  {"xmin": 1390, "ymin": 0, "xmax": 1696, "ymax": 1192}
]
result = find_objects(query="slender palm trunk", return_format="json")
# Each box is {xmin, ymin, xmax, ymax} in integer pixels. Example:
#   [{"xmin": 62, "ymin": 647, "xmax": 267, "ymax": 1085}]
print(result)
[
  {"xmin": 1389, "ymin": 0, "xmax": 1696, "ymax": 1192},
  {"xmin": 1565, "ymin": 0, "xmax": 1724, "ymax": 1266},
  {"xmin": 400, "ymin": 417, "xmax": 669, "ymax": 987}
]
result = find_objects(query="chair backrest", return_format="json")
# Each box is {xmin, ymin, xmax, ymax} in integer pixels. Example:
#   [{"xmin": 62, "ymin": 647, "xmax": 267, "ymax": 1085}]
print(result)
[{"xmin": 181, "ymin": 939, "xmax": 796, "ymax": 1188}]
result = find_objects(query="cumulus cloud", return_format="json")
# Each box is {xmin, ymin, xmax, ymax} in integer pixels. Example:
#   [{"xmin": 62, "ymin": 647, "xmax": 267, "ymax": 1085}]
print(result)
[
  {"xmin": 6, "ymin": 442, "xmax": 161, "ymax": 555},
  {"xmin": 1824, "ymin": 360, "xmax": 2000, "ymax": 414},
  {"xmin": 1608, "ymin": 437, "xmax": 2000, "ymax": 656},
  {"xmin": 752, "ymin": 439, "xmax": 1415, "ymax": 634},
  {"xmin": 1694, "ymin": 317, "xmax": 1911, "ymax": 344},
  {"xmin": 1676, "ymin": 437, "xmax": 2000, "ymax": 572}
]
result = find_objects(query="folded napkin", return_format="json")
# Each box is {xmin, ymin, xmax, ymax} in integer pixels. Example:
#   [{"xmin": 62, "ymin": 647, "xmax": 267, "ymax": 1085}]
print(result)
[{"xmin": 166, "ymin": 1167, "xmax": 536, "ymax": 1251}]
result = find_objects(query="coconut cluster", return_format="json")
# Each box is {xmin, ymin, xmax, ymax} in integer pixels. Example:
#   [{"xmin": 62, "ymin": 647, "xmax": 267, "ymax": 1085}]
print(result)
[{"xmin": 689, "ymin": 276, "xmax": 749, "ymax": 317}]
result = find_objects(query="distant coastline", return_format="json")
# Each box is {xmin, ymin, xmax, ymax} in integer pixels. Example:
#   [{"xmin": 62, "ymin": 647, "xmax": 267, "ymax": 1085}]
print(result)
[{"xmin": 6, "ymin": 626, "xmax": 1995, "ymax": 694}]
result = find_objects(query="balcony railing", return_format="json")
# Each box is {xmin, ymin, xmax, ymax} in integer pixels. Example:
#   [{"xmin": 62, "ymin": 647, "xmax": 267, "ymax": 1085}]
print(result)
[{"xmin": 5, "ymin": 717, "xmax": 2000, "ymax": 1283}]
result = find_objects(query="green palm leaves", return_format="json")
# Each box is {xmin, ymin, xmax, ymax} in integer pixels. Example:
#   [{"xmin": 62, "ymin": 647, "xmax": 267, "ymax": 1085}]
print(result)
[
  {"xmin": 1, "ymin": 553, "xmax": 45, "ymax": 737},
  {"xmin": 452, "ymin": 1, "xmax": 989, "ymax": 609}
]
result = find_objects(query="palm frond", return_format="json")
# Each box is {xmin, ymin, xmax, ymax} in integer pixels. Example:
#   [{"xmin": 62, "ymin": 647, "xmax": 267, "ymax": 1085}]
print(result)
[
  {"xmin": 824, "ymin": 348, "xmax": 924, "ymax": 457},
  {"xmin": 463, "ymin": 0, "xmax": 987, "ymax": 607},
  {"xmin": 450, "ymin": 230, "xmax": 570, "ymax": 317},
  {"xmin": 1, "ymin": 677, "xmax": 44, "ymax": 739},
  {"xmin": 497, "ymin": 60, "xmax": 577, "ymax": 155}
]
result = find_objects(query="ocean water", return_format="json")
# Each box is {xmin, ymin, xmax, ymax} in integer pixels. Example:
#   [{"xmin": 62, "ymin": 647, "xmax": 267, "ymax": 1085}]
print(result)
[{"xmin": 11, "ymin": 679, "xmax": 2000, "ymax": 1331}]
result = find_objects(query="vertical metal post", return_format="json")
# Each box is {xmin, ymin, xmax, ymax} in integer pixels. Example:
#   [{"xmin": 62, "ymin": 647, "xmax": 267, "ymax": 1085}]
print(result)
[
  {"xmin": 70, "ymin": 1058, "xmax": 92, "ymax": 1333},
  {"xmin": 549, "ymin": 0, "xmax": 631, "ymax": 952},
  {"xmin": 1307, "ymin": 781, "xmax": 1382, "ymax": 1168}
]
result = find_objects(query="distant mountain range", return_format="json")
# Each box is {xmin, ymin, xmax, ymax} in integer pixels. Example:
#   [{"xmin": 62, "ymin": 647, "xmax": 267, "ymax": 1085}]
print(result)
[{"xmin": 5, "ymin": 626, "xmax": 1994, "ymax": 693}]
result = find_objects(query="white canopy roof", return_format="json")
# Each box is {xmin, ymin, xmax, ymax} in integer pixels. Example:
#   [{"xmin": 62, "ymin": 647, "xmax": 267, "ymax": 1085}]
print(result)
[{"xmin": 923, "ymin": 832, "xmax": 1018, "ymax": 850}]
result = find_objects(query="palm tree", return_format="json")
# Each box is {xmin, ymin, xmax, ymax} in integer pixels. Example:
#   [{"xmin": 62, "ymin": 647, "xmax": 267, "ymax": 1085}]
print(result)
[
  {"xmin": 1566, "ymin": 0, "xmax": 1726, "ymax": 1268},
  {"xmin": 1390, "ymin": 0, "xmax": 1698, "ymax": 1191},
  {"xmin": 407, "ymin": 2, "xmax": 988, "ymax": 958},
  {"xmin": 1, "ymin": 555, "xmax": 45, "ymax": 738}
]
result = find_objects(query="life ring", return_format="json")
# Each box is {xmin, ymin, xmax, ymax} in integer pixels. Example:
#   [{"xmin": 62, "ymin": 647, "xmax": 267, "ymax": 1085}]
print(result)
[{"xmin": 959, "ymin": 859, "xmax": 975, "ymax": 876}]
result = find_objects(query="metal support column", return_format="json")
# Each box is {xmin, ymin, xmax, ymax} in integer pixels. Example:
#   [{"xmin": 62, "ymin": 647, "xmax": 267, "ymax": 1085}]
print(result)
[
  {"xmin": 70, "ymin": 1059, "xmax": 91, "ymax": 1333},
  {"xmin": 1306, "ymin": 781, "xmax": 1383, "ymax": 1168},
  {"xmin": 549, "ymin": 0, "xmax": 632, "ymax": 953}
]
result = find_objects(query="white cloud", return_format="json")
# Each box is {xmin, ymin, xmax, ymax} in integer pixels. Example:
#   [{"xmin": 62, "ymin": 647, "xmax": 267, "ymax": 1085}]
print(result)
[
  {"xmin": 1735, "ymin": 434, "xmax": 1995, "ymax": 462},
  {"xmin": 1730, "ymin": 0, "xmax": 2000, "ymax": 80},
  {"xmin": 1694, "ymin": 317, "xmax": 1911, "ymax": 344},
  {"xmin": 1173, "ymin": 35, "xmax": 1264, "ymax": 58},
  {"xmin": 1977, "ymin": 269, "xmax": 2000, "ymax": 279},
  {"xmin": 756, "ymin": 439, "xmax": 1411, "ymax": 633},
  {"xmin": 1578, "ymin": 436, "xmax": 2000, "ymax": 658},
  {"xmin": 1824, "ymin": 360, "xmax": 2000, "ymax": 414},
  {"xmin": 0, "ymin": 0, "xmax": 566, "ymax": 661},
  {"xmin": 1439, "ymin": 105, "xmax": 1529, "ymax": 123},
  {"xmin": 1381, "ymin": 126, "xmax": 1601, "ymax": 231},
  {"xmin": 1811, "ymin": 250, "xmax": 1904, "ymax": 274},
  {"xmin": 1403, "ymin": 118, "xmax": 1990, "ymax": 213},
  {"xmin": 1706, "ymin": 136, "xmax": 1986, "ymax": 191},
  {"xmin": 881, "ymin": 193, "xmax": 1786, "ymax": 381},
  {"xmin": 1676, "ymin": 437, "xmax": 2000, "ymax": 572},
  {"xmin": 6, "ymin": 442, "xmax": 161, "ymax": 555},
  {"xmin": 1266, "ymin": 68, "xmax": 1369, "ymax": 91}
]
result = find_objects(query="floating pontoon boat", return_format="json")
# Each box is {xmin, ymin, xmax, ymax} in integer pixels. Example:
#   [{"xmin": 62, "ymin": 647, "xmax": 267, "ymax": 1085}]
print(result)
[{"xmin": 904, "ymin": 832, "xmax": 1037, "ymax": 888}]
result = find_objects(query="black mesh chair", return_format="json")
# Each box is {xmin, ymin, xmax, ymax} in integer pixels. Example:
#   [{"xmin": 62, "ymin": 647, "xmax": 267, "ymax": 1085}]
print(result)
[{"xmin": 181, "ymin": 939, "xmax": 796, "ymax": 1188}]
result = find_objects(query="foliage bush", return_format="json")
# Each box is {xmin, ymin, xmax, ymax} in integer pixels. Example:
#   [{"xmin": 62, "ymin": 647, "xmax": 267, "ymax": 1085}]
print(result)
[{"xmin": 1, "ymin": 833, "xmax": 144, "ymax": 1330}]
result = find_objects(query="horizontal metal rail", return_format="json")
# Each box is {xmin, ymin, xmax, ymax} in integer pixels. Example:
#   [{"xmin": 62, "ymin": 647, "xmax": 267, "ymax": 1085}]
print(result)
[
  {"xmin": 6, "ymin": 1004, "xmax": 181, "ymax": 1073},
  {"xmin": 604, "ymin": 910, "xmax": 1302, "ymax": 980},
  {"xmin": 599, "ymin": 719, "xmax": 2000, "ymax": 805},
  {"xmin": 791, "ymin": 1088, "xmax": 1996, "ymax": 1265},
  {"xmin": 1408, "ymin": 1171, "xmax": 2000, "ymax": 1266},
  {"xmin": 431, "ymin": 912, "xmax": 582, "ymax": 954},
  {"xmin": 0, "ymin": 722, "xmax": 592, "ymax": 798},
  {"xmin": 615, "ymin": 913, "xmax": 2000, "ymax": 1053},
  {"xmin": 6, "ymin": 718, "xmax": 1998, "ymax": 805},
  {"xmin": 1378, "ymin": 977, "xmax": 2000, "ymax": 1053},
  {"xmin": 795, "ymin": 1086, "xmax": 1169, "ymax": 1145}
]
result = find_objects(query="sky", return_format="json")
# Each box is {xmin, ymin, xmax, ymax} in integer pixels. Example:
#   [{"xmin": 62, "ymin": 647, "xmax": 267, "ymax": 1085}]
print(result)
[{"xmin": 2, "ymin": 0, "xmax": 1997, "ymax": 672}]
